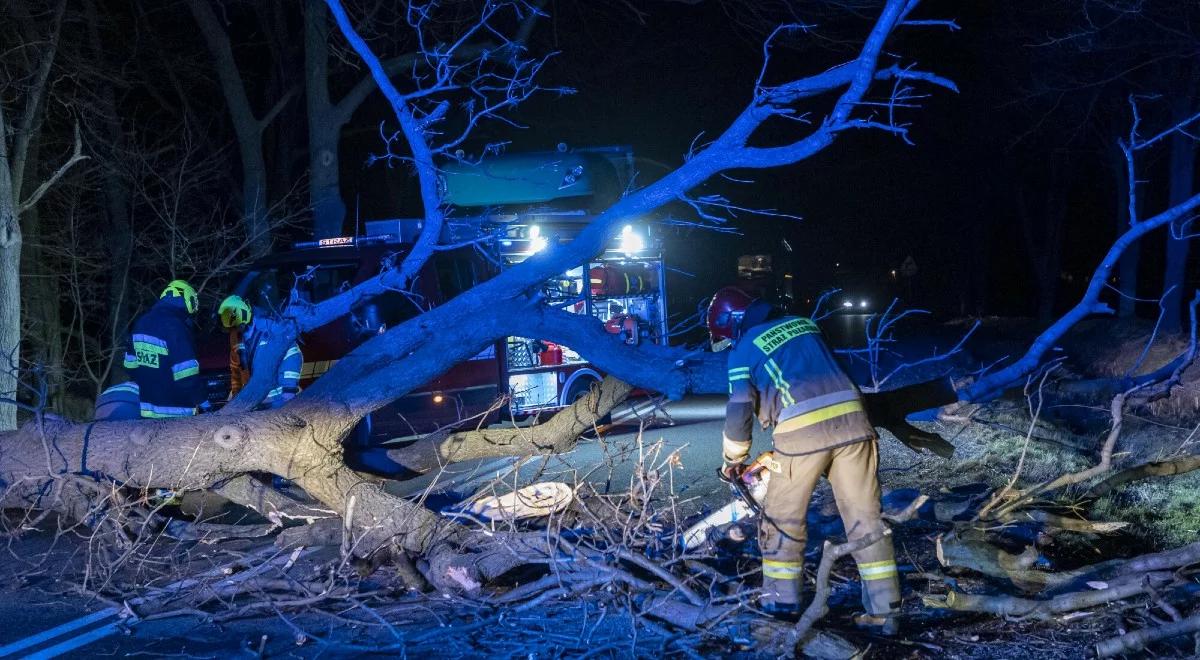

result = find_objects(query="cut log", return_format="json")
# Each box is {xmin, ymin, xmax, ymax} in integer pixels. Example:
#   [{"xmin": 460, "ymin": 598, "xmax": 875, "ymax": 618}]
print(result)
[
  {"xmin": 1095, "ymin": 612, "xmax": 1200, "ymax": 658},
  {"xmin": 935, "ymin": 573, "xmax": 1173, "ymax": 619},
  {"xmin": 936, "ymin": 532, "xmax": 1063, "ymax": 592},
  {"xmin": 1085, "ymin": 454, "xmax": 1200, "ymax": 498},
  {"xmin": 384, "ymin": 377, "xmax": 633, "ymax": 476}
]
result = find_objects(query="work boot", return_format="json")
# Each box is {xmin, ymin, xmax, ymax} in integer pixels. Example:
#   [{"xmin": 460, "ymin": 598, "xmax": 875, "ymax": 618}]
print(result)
[
  {"xmin": 760, "ymin": 601, "xmax": 802, "ymax": 623},
  {"xmin": 854, "ymin": 613, "xmax": 899, "ymax": 637}
]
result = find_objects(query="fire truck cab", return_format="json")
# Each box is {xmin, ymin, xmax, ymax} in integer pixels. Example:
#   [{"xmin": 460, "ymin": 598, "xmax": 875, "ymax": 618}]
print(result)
[{"xmin": 199, "ymin": 146, "xmax": 668, "ymax": 445}]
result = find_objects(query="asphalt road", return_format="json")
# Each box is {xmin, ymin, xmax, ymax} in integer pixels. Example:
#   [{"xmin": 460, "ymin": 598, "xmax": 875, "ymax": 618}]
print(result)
[{"xmin": 387, "ymin": 400, "xmax": 771, "ymax": 516}]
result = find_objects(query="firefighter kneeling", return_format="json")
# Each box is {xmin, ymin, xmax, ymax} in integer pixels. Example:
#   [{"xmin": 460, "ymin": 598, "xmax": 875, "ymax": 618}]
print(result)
[{"xmin": 708, "ymin": 287, "xmax": 900, "ymax": 634}]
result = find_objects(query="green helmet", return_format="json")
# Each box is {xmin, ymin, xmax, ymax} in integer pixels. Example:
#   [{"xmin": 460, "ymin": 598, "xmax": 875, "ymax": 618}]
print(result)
[
  {"xmin": 218, "ymin": 295, "xmax": 253, "ymax": 329},
  {"xmin": 160, "ymin": 279, "xmax": 198, "ymax": 315}
]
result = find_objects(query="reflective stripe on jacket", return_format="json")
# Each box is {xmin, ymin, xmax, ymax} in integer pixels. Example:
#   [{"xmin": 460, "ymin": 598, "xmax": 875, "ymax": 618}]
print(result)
[{"xmin": 724, "ymin": 316, "xmax": 874, "ymax": 456}]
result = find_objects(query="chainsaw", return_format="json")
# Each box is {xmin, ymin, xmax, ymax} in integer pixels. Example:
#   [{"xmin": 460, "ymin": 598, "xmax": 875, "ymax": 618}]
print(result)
[
  {"xmin": 681, "ymin": 451, "xmax": 774, "ymax": 549},
  {"xmin": 720, "ymin": 450, "xmax": 775, "ymax": 514}
]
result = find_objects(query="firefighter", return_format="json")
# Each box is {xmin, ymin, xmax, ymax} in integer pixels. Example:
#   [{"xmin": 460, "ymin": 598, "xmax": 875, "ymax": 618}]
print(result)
[
  {"xmin": 218, "ymin": 295, "xmax": 302, "ymax": 408},
  {"xmin": 123, "ymin": 280, "xmax": 207, "ymax": 418},
  {"xmin": 708, "ymin": 286, "xmax": 900, "ymax": 633}
]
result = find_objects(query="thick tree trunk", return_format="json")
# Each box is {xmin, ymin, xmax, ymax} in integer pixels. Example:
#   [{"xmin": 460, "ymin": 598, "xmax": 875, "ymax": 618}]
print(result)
[
  {"xmin": 309, "ymin": 134, "xmax": 345, "ymax": 239},
  {"xmin": 187, "ymin": 0, "xmax": 277, "ymax": 255},
  {"xmin": 238, "ymin": 139, "xmax": 271, "ymax": 252},
  {"xmin": 0, "ymin": 402, "xmax": 451, "ymax": 554},
  {"xmin": 1162, "ymin": 113, "xmax": 1195, "ymax": 333},
  {"xmin": 0, "ymin": 1, "xmax": 74, "ymax": 427},
  {"xmin": 0, "ymin": 203, "xmax": 18, "ymax": 431},
  {"xmin": 101, "ymin": 174, "xmax": 132, "ymax": 385},
  {"xmin": 305, "ymin": 0, "xmax": 347, "ymax": 239},
  {"xmin": 85, "ymin": 0, "xmax": 134, "ymax": 387},
  {"xmin": 382, "ymin": 376, "xmax": 633, "ymax": 476},
  {"xmin": 0, "ymin": 103, "xmax": 26, "ymax": 431}
]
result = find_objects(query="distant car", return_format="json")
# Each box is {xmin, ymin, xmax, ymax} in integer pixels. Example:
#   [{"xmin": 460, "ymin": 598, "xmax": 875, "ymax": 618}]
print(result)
[{"xmin": 836, "ymin": 296, "xmax": 872, "ymax": 313}]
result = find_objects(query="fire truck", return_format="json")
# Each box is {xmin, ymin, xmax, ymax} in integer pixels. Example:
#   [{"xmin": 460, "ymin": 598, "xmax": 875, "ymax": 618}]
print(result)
[{"xmin": 198, "ymin": 146, "xmax": 668, "ymax": 444}]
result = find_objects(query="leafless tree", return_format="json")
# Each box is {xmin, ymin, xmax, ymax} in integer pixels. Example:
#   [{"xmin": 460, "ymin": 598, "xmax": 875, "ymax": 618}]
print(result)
[
  {"xmin": 0, "ymin": 0, "xmax": 88, "ymax": 430},
  {"xmin": 0, "ymin": 0, "xmax": 955, "ymax": 600}
]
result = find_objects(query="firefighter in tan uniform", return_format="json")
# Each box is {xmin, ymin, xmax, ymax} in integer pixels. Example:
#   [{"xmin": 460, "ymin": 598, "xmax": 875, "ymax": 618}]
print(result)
[{"xmin": 707, "ymin": 287, "xmax": 900, "ymax": 633}]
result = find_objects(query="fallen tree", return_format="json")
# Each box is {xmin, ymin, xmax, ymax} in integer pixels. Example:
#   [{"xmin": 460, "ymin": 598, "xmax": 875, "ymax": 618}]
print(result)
[{"xmin": 0, "ymin": 0, "xmax": 955, "ymax": 609}]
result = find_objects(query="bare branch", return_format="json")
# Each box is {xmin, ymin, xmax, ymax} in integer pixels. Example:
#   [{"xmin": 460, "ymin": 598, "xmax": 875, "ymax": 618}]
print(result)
[{"xmin": 17, "ymin": 123, "xmax": 88, "ymax": 215}]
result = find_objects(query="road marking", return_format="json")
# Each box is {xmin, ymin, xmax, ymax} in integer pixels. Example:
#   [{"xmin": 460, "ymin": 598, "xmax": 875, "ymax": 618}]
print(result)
[
  {"xmin": 21, "ymin": 622, "xmax": 121, "ymax": 660},
  {"xmin": 0, "ymin": 608, "xmax": 118, "ymax": 657},
  {"xmin": 1, "ymin": 545, "xmax": 310, "ymax": 658}
]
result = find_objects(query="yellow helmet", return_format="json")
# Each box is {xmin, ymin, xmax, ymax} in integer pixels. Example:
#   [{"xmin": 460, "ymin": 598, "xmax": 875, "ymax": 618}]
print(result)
[
  {"xmin": 160, "ymin": 279, "xmax": 198, "ymax": 315},
  {"xmin": 218, "ymin": 295, "xmax": 253, "ymax": 328}
]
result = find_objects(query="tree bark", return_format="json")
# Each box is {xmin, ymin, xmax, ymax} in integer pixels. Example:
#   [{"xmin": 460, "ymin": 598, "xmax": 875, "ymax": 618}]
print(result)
[
  {"xmin": 0, "ymin": 181, "xmax": 19, "ymax": 431},
  {"xmin": 0, "ymin": 0, "xmax": 69, "ymax": 430},
  {"xmin": 940, "ymin": 574, "xmax": 1170, "ymax": 619},
  {"xmin": 383, "ymin": 376, "xmax": 633, "ymax": 476},
  {"xmin": 304, "ymin": 0, "xmax": 347, "ymax": 239}
]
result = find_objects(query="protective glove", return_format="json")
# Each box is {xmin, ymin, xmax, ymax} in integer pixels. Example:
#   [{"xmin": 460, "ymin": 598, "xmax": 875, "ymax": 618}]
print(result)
[
  {"xmin": 720, "ymin": 461, "xmax": 747, "ymax": 483},
  {"xmin": 721, "ymin": 434, "xmax": 751, "ymax": 482}
]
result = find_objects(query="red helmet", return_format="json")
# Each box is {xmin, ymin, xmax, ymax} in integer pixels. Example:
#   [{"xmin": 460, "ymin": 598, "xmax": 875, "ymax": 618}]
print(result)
[{"xmin": 707, "ymin": 286, "xmax": 758, "ymax": 343}]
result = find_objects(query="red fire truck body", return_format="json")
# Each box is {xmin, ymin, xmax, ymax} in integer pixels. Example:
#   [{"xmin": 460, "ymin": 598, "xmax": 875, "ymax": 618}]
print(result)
[{"xmin": 199, "ymin": 146, "xmax": 668, "ymax": 444}]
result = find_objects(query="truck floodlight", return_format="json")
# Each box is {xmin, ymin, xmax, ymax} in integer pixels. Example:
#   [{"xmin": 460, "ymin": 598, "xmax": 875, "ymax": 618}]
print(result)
[
  {"xmin": 619, "ymin": 225, "xmax": 644, "ymax": 255},
  {"xmin": 527, "ymin": 225, "xmax": 548, "ymax": 253}
]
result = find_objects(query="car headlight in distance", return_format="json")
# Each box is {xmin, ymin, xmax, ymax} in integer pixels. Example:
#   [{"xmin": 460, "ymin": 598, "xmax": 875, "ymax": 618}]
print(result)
[
  {"xmin": 842, "ymin": 300, "xmax": 853, "ymax": 308},
  {"xmin": 860, "ymin": 300, "xmax": 868, "ymax": 309}
]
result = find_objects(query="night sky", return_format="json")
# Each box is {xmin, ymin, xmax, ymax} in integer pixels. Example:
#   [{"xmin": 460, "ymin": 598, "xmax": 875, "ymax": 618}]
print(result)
[
  {"xmin": 340, "ymin": 1, "xmax": 1181, "ymax": 320},
  {"xmin": 22, "ymin": 1, "xmax": 1197, "ymax": 321}
]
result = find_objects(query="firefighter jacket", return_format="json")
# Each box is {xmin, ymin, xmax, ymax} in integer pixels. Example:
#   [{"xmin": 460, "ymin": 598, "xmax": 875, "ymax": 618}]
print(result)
[
  {"xmin": 123, "ymin": 297, "xmax": 206, "ymax": 418},
  {"xmin": 723, "ymin": 316, "xmax": 875, "ymax": 459},
  {"xmin": 237, "ymin": 316, "xmax": 303, "ymax": 408},
  {"xmin": 94, "ymin": 381, "xmax": 141, "ymax": 421}
]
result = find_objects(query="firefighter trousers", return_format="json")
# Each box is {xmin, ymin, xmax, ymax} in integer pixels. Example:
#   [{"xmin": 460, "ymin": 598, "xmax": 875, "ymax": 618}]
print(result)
[{"xmin": 758, "ymin": 438, "xmax": 900, "ymax": 616}]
